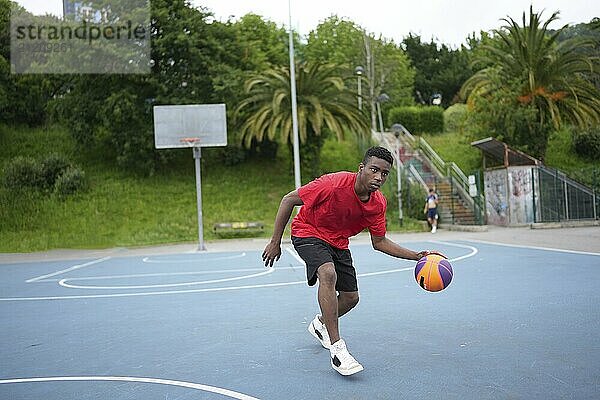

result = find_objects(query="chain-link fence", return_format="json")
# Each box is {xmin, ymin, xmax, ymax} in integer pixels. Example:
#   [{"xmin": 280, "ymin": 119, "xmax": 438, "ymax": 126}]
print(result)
[{"xmin": 533, "ymin": 166, "xmax": 598, "ymax": 222}]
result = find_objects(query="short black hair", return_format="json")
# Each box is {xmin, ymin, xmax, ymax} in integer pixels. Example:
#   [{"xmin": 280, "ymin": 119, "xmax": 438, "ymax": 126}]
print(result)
[{"xmin": 362, "ymin": 146, "xmax": 393, "ymax": 166}]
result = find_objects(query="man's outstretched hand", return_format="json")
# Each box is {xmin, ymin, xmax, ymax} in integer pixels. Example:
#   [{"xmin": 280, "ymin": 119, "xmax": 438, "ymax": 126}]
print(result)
[{"xmin": 262, "ymin": 241, "xmax": 282, "ymax": 268}]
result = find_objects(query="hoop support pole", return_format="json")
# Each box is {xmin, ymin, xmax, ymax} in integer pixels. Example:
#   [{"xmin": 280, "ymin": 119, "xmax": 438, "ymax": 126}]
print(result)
[{"xmin": 193, "ymin": 147, "xmax": 206, "ymax": 251}]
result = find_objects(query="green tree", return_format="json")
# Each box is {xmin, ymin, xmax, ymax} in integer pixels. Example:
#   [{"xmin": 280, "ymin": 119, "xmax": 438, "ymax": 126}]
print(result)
[
  {"xmin": 52, "ymin": 1, "xmax": 284, "ymax": 172},
  {"xmin": 213, "ymin": 14, "xmax": 292, "ymax": 159},
  {"xmin": 236, "ymin": 62, "xmax": 370, "ymax": 179},
  {"xmin": 0, "ymin": 1, "xmax": 67, "ymax": 126},
  {"xmin": 402, "ymin": 34, "xmax": 473, "ymax": 107},
  {"xmin": 461, "ymin": 7, "xmax": 600, "ymax": 158},
  {"xmin": 232, "ymin": 13, "xmax": 289, "ymax": 69},
  {"xmin": 306, "ymin": 16, "xmax": 415, "ymax": 130},
  {"xmin": 554, "ymin": 18, "xmax": 600, "ymax": 91},
  {"xmin": 305, "ymin": 16, "xmax": 365, "ymax": 68}
]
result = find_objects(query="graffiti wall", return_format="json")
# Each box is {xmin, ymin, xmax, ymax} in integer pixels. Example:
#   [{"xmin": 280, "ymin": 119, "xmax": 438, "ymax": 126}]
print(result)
[
  {"xmin": 484, "ymin": 167, "xmax": 535, "ymax": 226},
  {"xmin": 507, "ymin": 166, "xmax": 534, "ymax": 224},
  {"xmin": 485, "ymin": 169, "xmax": 508, "ymax": 226}
]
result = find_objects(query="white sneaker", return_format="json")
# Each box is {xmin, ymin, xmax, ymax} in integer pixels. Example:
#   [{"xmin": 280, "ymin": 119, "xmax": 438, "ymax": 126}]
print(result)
[
  {"xmin": 308, "ymin": 314, "xmax": 331, "ymax": 349},
  {"xmin": 431, "ymin": 225, "xmax": 437, "ymax": 233},
  {"xmin": 330, "ymin": 339, "xmax": 363, "ymax": 376}
]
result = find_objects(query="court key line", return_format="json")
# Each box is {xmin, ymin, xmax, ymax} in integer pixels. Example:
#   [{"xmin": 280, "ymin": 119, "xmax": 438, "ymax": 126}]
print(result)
[
  {"xmin": 57, "ymin": 268, "xmax": 275, "ymax": 290},
  {"xmin": 428, "ymin": 240, "xmax": 479, "ymax": 261},
  {"xmin": 460, "ymin": 238, "xmax": 600, "ymax": 257},
  {"xmin": 34, "ymin": 267, "xmax": 289, "ymax": 282},
  {"xmin": 0, "ymin": 376, "xmax": 260, "ymax": 400},
  {"xmin": 2, "ymin": 242, "xmax": 477, "ymax": 301},
  {"xmin": 25, "ymin": 257, "xmax": 112, "ymax": 283},
  {"xmin": 142, "ymin": 252, "xmax": 247, "ymax": 263}
]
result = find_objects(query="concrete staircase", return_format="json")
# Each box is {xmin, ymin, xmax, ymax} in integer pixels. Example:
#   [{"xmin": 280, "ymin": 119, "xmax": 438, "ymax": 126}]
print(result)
[
  {"xmin": 436, "ymin": 181, "xmax": 477, "ymax": 226},
  {"xmin": 380, "ymin": 131, "xmax": 480, "ymax": 226}
]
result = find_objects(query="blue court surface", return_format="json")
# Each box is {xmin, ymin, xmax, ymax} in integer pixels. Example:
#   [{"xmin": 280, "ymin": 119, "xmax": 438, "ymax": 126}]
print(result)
[{"xmin": 1, "ymin": 238, "xmax": 599, "ymax": 399}]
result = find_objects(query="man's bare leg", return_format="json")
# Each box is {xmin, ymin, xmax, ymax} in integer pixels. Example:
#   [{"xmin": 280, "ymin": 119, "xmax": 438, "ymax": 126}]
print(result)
[
  {"xmin": 337, "ymin": 291, "xmax": 359, "ymax": 318},
  {"xmin": 316, "ymin": 264, "xmax": 364, "ymax": 375},
  {"xmin": 316, "ymin": 263, "xmax": 340, "ymax": 344}
]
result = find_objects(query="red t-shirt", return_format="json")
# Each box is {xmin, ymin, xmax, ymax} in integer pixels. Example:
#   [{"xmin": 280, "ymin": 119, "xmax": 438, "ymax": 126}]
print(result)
[{"xmin": 291, "ymin": 171, "xmax": 387, "ymax": 249}]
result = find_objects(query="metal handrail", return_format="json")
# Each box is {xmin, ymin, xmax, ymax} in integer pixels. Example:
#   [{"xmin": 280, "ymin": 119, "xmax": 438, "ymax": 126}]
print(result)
[
  {"xmin": 408, "ymin": 164, "xmax": 429, "ymax": 192},
  {"xmin": 383, "ymin": 128, "xmax": 487, "ymax": 224},
  {"xmin": 417, "ymin": 137, "xmax": 446, "ymax": 176},
  {"xmin": 538, "ymin": 165, "xmax": 594, "ymax": 195},
  {"xmin": 416, "ymin": 136, "xmax": 486, "ymax": 224}
]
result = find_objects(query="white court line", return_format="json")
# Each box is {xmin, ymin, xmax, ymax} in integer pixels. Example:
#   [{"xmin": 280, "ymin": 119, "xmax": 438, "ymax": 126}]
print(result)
[
  {"xmin": 0, "ymin": 279, "xmax": 308, "ymax": 301},
  {"xmin": 459, "ymin": 238, "xmax": 600, "ymax": 256},
  {"xmin": 35, "ymin": 267, "xmax": 299, "ymax": 282},
  {"xmin": 0, "ymin": 376, "xmax": 260, "ymax": 400},
  {"xmin": 25, "ymin": 257, "xmax": 111, "ymax": 283},
  {"xmin": 142, "ymin": 252, "xmax": 246, "ymax": 263},
  {"xmin": 2, "ymin": 242, "xmax": 478, "ymax": 301},
  {"xmin": 428, "ymin": 240, "xmax": 478, "ymax": 262},
  {"xmin": 58, "ymin": 268, "xmax": 275, "ymax": 290},
  {"xmin": 359, "ymin": 242, "xmax": 478, "ymax": 277}
]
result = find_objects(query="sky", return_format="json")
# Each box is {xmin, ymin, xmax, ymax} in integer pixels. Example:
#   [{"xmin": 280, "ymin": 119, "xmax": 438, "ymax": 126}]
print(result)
[{"xmin": 15, "ymin": 0, "xmax": 600, "ymax": 48}]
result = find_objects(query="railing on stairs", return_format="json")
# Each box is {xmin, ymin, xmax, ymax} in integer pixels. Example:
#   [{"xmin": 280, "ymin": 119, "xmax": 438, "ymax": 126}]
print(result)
[{"xmin": 388, "ymin": 129, "xmax": 486, "ymax": 225}]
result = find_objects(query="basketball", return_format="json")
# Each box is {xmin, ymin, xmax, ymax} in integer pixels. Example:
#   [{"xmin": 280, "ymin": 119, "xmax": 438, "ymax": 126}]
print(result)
[{"xmin": 415, "ymin": 254, "xmax": 453, "ymax": 292}]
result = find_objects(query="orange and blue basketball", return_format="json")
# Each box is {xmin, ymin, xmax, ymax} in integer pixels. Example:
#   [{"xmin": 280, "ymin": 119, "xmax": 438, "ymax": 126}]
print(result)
[{"xmin": 415, "ymin": 254, "xmax": 453, "ymax": 292}]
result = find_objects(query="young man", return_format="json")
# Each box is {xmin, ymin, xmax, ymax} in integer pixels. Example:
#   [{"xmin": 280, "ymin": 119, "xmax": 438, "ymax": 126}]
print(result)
[
  {"xmin": 262, "ymin": 146, "xmax": 444, "ymax": 376},
  {"xmin": 424, "ymin": 188, "xmax": 439, "ymax": 233}
]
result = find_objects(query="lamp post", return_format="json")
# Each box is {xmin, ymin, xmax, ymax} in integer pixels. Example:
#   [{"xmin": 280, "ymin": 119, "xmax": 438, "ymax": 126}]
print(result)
[
  {"xmin": 288, "ymin": 0, "xmax": 301, "ymax": 190},
  {"xmin": 391, "ymin": 123, "xmax": 404, "ymax": 227},
  {"xmin": 376, "ymin": 93, "xmax": 389, "ymax": 137},
  {"xmin": 355, "ymin": 66, "xmax": 364, "ymax": 110}
]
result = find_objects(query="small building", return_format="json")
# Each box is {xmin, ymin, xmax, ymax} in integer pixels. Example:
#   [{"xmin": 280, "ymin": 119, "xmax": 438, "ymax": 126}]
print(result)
[
  {"xmin": 472, "ymin": 137, "xmax": 597, "ymax": 226},
  {"xmin": 472, "ymin": 137, "xmax": 540, "ymax": 226}
]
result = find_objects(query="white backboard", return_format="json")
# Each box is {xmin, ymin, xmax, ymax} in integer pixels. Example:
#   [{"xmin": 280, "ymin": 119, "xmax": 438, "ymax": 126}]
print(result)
[{"xmin": 153, "ymin": 104, "xmax": 227, "ymax": 149}]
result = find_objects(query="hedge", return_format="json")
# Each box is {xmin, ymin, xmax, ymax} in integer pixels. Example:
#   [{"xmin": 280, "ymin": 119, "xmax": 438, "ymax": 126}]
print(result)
[{"xmin": 387, "ymin": 106, "xmax": 444, "ymax": 134}]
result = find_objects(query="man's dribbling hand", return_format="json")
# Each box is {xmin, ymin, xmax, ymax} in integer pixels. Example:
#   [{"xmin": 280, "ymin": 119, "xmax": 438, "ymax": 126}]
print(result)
[
  {"xmin": 262, "ymin": 241, "xmax": 281, "ymax": 268},
  {"xmin": 416, "ymin": 250, "xmax": 447, "ymax": 260}
]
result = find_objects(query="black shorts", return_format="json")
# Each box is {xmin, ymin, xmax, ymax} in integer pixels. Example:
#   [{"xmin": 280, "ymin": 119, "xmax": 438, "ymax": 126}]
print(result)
[
  {"xmin": 427, "ymin": 208, "xmax": 438, "ymax": 219},
  {"xmin": 291, "ymin": 236, "xmax": 358, "ymax": 292}
]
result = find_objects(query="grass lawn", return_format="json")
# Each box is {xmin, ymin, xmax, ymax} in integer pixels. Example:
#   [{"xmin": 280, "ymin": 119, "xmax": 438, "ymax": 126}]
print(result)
[
  {"xmin": 0, "ymin": 124, "xmax": 293, "ymax": 251},
  {"xmin": 0, "ymin": 125, "xmax": 425, "ymax": 252},
  {"xmin": 421, "ymin": 131, "xmax": 482, "ymax": 174},
  {"xmin": 544, "ymin": 128, "xmax": 600, "ymax": 188}
]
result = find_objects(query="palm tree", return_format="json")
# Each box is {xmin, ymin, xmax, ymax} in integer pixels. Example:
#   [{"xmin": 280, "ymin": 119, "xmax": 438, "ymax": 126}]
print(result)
[
  {"xmin": 461, "ymin": 7, "xmax": 600, "ymax": 157},
  {"xmin": 235, "ymin": 62, "xmax": 370, "ymax": 179}
]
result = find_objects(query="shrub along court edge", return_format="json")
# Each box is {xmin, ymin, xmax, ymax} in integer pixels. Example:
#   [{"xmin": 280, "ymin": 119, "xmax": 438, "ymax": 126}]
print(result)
[{"xmin": 1, "ymin": 154, "xmax": 86, "ymax": 198}]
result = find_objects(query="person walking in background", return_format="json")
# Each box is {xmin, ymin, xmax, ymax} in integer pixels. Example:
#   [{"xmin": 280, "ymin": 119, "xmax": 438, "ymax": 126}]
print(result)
[
  {"xmin": 425, "ymin": 187, "xmax": 439, "ymax": 233},
  {"xmin": 262, "ymin": 146, "xmax": 445, "ymax": 376}
]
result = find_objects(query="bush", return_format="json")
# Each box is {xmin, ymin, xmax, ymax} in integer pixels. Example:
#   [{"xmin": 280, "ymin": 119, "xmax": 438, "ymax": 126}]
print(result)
[
  {"xmin": 54, "ymin": 167, "xmax": 87, "ymax": 198},
  {"xmin": 39, "ymin": 153, "xmax": 71, "ymax": 189},
  {"xmin": 572, "ymin": 127, "xmax": 600, "ymax": 160},
  {"xmin": 388, "ymin": 106, "xmax": 421, "ymax": 133},
  {"xmin": 1, "ymin": 156, "xmax": 42, "ymax": 190},
  {"xmin": 387, "ymin": 106, "xmax": 444, "ymax": 134},
  {"xmin": 405, "ymin": 181, "xmax": 428, "ymax": 220},
  {"xmin": 444, "ymin": 103, "xmax": 468, "ymax": 133},
  {"xmin": 1, "ymin": 154, "xmax": 78, "ymax": 194},
  {"xmin": 419, "ymin": 107, "xmax": 444, "ymax": 133}
]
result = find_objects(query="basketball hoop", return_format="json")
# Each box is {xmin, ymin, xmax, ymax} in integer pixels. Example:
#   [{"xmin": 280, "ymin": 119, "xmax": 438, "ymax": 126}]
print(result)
[
  {"xmin": 153, "ymin": 104, "xmax": 228, "ymax": 252},
  {"xmin": 179, "ymin": 137, "xmax": 201, "ymax": 147}
]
